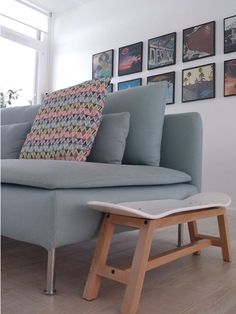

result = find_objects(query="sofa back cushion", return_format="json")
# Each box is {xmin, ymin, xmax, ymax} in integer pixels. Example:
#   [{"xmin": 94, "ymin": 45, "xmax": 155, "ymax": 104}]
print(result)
[
  {"xmin": 87, "ymin": 112, "xmax": 130, "ymax": 164},
  {"xmin": 1, "ymin": 122, "xmax": 31, "ymax": 159},
  {"xmin": 19, "ymin": 78, "xmax": 110, "ymax": 161},
  {"xmin": 1, "ymin": 105, "xmax": 40, "ymax": 126},
  {"xmin": 103, "ymin": 82, "xmax": 167, "ymax": 166}
]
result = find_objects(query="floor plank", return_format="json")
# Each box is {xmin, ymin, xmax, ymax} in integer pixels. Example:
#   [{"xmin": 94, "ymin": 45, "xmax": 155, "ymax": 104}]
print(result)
[{"xmin": 1, "ymin": 209, "xmax": 236, "ymax": 314}]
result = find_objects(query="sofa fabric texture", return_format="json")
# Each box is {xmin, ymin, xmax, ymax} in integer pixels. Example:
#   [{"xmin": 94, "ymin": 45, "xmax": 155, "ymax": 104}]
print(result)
[
  {"xmin": 20, "ymin": 78, "xmax": 110, "ymax": 161},
  {"xmin": 1, "ymin": 122, "xmax": 31, "ymax": 159},
  {"xmin": 1, "ymin": 105, "xmax": 40, "ymax": 126},
  {"xmin": 160, "ymin": 112, "xmax": 202, "ymax": 191},
  {"xmin": 1, "ymin": 159, "xmax": 191, "ymax": 189},
  {"xmin": 1, "ymin": 183, "xmax": 198, "ymax": 249},
  {"xmin": 87, "ymin": 112, "xmax": 130, "ymax": 164},
  {"xmin": 1, "ymin": 86, "xmax": 203, "ymax": 253},
  {"xmin": 103, "ymin": 82, "xmax": 167, "ymax": 166}
]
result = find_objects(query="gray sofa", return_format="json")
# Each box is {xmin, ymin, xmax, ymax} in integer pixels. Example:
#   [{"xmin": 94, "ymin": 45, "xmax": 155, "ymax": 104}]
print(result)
[{"xmin": 1, "ymin": 85, "xmax": 202, "ymax": 294}]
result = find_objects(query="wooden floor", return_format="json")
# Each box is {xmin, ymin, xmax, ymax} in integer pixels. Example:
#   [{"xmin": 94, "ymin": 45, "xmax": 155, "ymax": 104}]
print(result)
[{"xmin": 2, "ymin": 209, "xmax": 236, "ymax": 314}]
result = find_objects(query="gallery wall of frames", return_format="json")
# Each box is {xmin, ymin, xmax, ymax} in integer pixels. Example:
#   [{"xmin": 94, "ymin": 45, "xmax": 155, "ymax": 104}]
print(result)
[{"xmin": 92, "ymin": 15, "xmax": 236, "ymax": 104}]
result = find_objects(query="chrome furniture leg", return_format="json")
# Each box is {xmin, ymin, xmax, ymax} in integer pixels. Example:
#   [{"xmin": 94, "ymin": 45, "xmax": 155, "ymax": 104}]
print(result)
[
  {"xmin": 44, "ymin": 248, "xmax": 56, "ymax": 295},
  {"xmin": 177, "ymin": 224, "xmax": 184, "ymax": 247}
]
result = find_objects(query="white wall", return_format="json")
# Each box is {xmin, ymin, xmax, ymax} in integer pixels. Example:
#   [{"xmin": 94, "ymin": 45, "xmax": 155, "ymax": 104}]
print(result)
[{"xmin": 50, "ymin": 0, "xmax": 236, "ymax": 206}]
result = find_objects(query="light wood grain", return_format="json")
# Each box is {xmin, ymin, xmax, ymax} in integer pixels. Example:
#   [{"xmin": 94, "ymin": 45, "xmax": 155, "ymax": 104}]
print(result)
[
  {"xmin": 146, "ymin": 239, "xmax": 211, "ymax": 270},
  {"xmin": 188, "ymin": 221, "xmax": 199, "ymax": 241},
  {"xmin": 83, "ymin": 207, "xmax": 232, "ymax": 314},
  {"xmin": 217, "ymin": 212, "xmax": 232, "ymax": 262},
  {"xmin": 188, "ymin": 221, "xmax": 201, "ymax": 255},
  {"xmin": 83, "ymin": 214, "xmax": 114, "ymax": 300},
  {"xmin": 2, "ymin": 209, "xmax": 236, "ymax": 314},
  {"xmin": 121, "ymin": 220, "xmax": 155, "ymax": 314},
  {"xmin": 97, "ymin": 265, "xmax": 129, "ymax": 284},
  {"xmin": 154, "ymin": 207, "xmax": 224, "ymax": 228}
]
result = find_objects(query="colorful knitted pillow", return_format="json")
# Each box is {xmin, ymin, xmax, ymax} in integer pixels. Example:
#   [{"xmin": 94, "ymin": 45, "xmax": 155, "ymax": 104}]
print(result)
[{"xmin": 20, "ymin": 78, "xmax": 110, "ymax": 161}]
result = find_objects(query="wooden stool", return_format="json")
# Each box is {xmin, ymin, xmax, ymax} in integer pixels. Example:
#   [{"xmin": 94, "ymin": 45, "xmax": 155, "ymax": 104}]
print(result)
[{"xmin": 83, "ymin": 207, "xmax": 232, "ymax": 314}]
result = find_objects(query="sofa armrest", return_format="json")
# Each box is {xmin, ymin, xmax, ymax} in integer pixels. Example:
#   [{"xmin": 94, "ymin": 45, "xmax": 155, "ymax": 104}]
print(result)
[{"xmin": 160, "ymin": 112, "xmax": 202, "ymax": 192}]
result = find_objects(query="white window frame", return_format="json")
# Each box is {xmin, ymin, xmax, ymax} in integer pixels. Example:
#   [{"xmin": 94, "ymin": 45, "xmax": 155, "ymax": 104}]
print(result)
[{"xmin": 0, "ymin": 2, "xmax": 51, "ymax": 105}]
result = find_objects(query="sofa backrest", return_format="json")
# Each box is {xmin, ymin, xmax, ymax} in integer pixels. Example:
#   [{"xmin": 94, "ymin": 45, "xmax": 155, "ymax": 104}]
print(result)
[
  {"xmin": 1, "ymin": 105, "xmax": 40, "ymax": 126},
  {"xmin": 1, "ymin": 84, "xmax": 167, "ymax": 167},
  {"xmin": 0, "ymin": 98, "xmax": 203, "ymax": 190},
  {"xmin": 160, "ymin": 112, "xmax": 202, "ymax": 192}
]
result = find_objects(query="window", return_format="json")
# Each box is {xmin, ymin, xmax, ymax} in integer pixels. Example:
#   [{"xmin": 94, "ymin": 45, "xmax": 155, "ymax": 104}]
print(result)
[
  {"xmin": 0, "ymin": 38, "xmax": 37, "ymax": 106},
  {"xmin": 0, "ymin": 0, "xmax": 50, "ymax": 107},
  {"xmin": 1, "ymin": 0, "xmax": 48, "ymax": 33}
]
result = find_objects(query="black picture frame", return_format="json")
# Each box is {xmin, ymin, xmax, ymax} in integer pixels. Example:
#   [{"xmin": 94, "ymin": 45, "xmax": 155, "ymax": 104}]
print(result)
[
  {"xmin": 224, "ymin": 15, "xmax": 236, "ymax": 54},
  {"xmin": 182, "ymin": 63, "xmax": 215, "ymax": 103},
  {"xmin": 147, "ymin": 71, "xmax": 175, "ymax": 104},
  {"xmin": 182, "ymin": 21, "xmax": 215, "ymax": 62},
  {"xmin": 148, "ymin": 32, "xmax": 176, "ymax": 70},
  {"xmin": 118, "ymin": 78, "xmax": 142, "ymax": 91},
  {"xmin": 224, "ymin": 59, "xmax": 236, "ymax": 97},
  {"xmin": 92, "ymin": 49, "xmax": 114, "ymax": 79},
  {"xmin": 118, "ymin": 42, "xmax": 143, "ymax": 76}
]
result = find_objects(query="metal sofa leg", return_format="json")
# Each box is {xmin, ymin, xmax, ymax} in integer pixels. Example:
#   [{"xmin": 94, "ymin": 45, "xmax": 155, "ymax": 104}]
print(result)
[
  {"xmin": 177, "ymin": 224, "xmax": 184, "ymax": 247},
  {"xmin": 44, "ymin": 248, "xmax": 56, "ymax": 295}
]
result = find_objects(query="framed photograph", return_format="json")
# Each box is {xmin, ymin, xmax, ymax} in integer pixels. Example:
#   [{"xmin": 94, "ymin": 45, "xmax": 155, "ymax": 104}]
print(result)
[
  {"xmin": 108, "ymin": 83, "xmax": 113, "ymax": 93},
  {"xmin": 182, "ymin": 63, "xmax": 215, "ymax": 102},
  {"xmin": 148, "ymin": 32, "xmax": 176, "ymax": 70},
  {"xmin": 118, "ymin": 42, "xmax": 143, "ymax": 76},
  {"xmin": 224, "ymin": 59, "xmax": 236, "ymax": 97},
  {"xmin": 92, "ymin": 49, "xmax": 114, "ymax": 79},
  {"xmin": 118, "ymin": 78, "xmax": 142, "ymax": 91},
  {"xmin": 224, "ymin": 15, "xmax": 236, "ymax": 53},
  {"xmin": 183, "ymin": 21, "xmax": 215, "ymax": 62},
  {"xmin": 147, "ymin": 71, "xmax": 175, "ymax": 104}
]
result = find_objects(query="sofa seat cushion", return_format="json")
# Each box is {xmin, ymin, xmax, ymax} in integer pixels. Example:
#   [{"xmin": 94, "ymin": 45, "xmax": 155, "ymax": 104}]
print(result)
[{"xmin": 1, "ymin": 159, "xmax": 191, "ymax": 189}]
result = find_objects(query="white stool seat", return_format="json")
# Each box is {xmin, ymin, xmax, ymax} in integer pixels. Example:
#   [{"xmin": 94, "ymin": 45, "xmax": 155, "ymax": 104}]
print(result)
[{"xmin": 87, "ymin": 192, "xmax": 231, "ymax": 219}]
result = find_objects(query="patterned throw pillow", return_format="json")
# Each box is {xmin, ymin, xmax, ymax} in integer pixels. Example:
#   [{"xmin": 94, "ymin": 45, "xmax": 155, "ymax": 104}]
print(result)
[{"xmin": 20, "ymin": 78, "xmax": 110, "ymax": 161}]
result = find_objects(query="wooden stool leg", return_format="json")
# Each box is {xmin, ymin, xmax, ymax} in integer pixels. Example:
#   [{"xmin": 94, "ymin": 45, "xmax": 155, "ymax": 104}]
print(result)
[
  {"xmin": 83, "ymin": 215, "xmax": 114, "ymax": 300},
  {"xmin": 188, "ymin": 221, "xmax": 201, "ymax": 255},
  {"xmin": 217, "ymin": 209, "xmax": 232, "ymax": 262},
  {"xmin": 121, "ymin": 220, "xmax": 155, "ymax": 314}
]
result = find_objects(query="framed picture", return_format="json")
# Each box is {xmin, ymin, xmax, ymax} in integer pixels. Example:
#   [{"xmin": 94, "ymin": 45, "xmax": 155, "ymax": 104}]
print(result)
[
  {"xmin": 224, "ymin": 59, "xmax": 236, "ymax": 97},
  {"xmin": 183, "ymin": 21, "xmax": 215, "ymax": 62},
  {"xmin": 108, "ymin": 83, "xmax": 113, "ymax": 93},
  {"xmin": 92, "ymin": 49, "xmax": 114, "ymax": 79},
  {"xmin": 224, "ymin": 15, "xmax": 236, "ymax": 54},
  {"xmin": 118, "ymin": 78, "xmax": 142, "ymax": 91},
  {"xmin": 148, "ymin": 32, "xmax": 176, "ymax": 70},
  {"xmin": 147, "ymin": 72, "xmax": 175, "ymax": 104},
  {"xmin": 118, "ymin": 42, "xmax": 143, "ymax": 76},
  {"xmin": 182, "ymin": 63, "xmax": 215, "ymax": 102}
]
